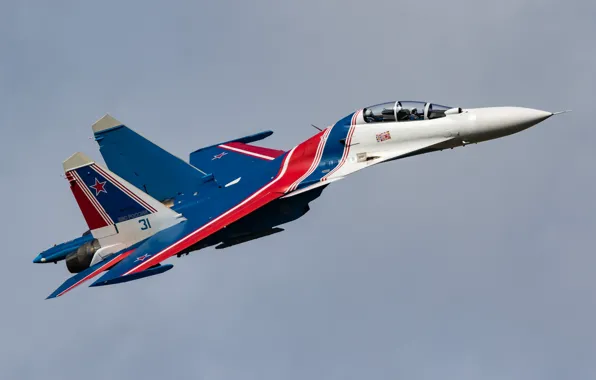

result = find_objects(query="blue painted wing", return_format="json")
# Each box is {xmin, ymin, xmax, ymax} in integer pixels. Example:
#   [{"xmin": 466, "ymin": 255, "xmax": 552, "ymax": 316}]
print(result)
[{"xmin": 93, "ymin": 114, "xmax": 207, "ymax": 201}]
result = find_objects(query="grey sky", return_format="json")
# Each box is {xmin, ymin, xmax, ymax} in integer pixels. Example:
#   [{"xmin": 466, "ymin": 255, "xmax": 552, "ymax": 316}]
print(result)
[{"xmin": 1, "ymin": 0, "xmax": 595, "ymax": 379}]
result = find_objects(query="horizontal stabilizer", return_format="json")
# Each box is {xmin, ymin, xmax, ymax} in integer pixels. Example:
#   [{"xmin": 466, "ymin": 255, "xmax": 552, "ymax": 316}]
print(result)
[{"xmin": 46, "ymin": 249, "xmax": 135, "ymax": 299}]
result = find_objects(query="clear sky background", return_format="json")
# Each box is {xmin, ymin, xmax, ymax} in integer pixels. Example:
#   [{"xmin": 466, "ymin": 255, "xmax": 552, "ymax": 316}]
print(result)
[{"xmin": 1, "ymin": 1, "xmax": 594, "ymax": 379}]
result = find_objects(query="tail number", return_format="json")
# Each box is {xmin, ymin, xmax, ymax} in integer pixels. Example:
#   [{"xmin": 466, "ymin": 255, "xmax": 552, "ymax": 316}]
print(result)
[{"xmin": 139, "ymin": 218, "xmax": 152, "ymax": 230}]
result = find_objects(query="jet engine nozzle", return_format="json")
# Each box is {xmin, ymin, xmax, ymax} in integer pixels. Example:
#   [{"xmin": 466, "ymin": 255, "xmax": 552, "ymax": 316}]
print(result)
[{"xmin": 65, "ymin": 239, "xmax": 100, "ymax": 273}]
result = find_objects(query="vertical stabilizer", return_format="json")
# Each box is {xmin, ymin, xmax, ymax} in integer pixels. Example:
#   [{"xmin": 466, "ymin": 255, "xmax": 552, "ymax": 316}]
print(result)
[
  {"xmin": 93, "ymin": 114, "xmax": 207, "ymax": 201},
  {"xmin": 63, "ymin": 152, "xmax": 184, "ymax": 246}
]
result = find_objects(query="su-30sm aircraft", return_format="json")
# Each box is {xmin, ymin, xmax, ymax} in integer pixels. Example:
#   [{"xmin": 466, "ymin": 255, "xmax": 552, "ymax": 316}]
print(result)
[{"xmin": 35, "ymin": 101, "xmax": 567, "ymax": 299}]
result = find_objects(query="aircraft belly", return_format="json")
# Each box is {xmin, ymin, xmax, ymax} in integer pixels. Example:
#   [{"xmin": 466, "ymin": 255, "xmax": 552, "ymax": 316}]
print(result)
[{"xmin": 179, "ymin": 186, "xmax": 325, "ymax": 254}]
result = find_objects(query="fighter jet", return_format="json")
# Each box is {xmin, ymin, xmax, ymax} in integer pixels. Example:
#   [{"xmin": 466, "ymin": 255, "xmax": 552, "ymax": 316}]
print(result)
[{"xmin": 35, "ymin": 101, "xmax": 567, "ymax": 298}]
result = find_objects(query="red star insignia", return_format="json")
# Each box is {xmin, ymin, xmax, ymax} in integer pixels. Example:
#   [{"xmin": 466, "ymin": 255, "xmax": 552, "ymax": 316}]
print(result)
[
  {"xmin": 212, "ymin": 152, "xmax": 228, "ymax": 160},
  {"xmin": 90, "ymin": 178, "xmax": 107, "ymax": 196}
]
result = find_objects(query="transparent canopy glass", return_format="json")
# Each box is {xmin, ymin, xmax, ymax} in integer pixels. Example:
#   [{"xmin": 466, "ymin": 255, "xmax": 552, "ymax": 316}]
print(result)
[{"xmin": 362, "ymin": 101, "xmax": 454, "ymax": 123}]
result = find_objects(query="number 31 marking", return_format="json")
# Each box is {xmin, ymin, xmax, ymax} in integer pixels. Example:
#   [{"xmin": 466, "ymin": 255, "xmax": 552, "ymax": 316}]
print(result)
[{"xmin": 139, "ymin": 218, "xmax": 152, "ymax": 230}]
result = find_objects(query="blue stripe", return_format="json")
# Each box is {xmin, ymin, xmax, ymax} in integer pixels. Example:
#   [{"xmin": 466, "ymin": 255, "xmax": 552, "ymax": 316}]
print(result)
[{"xmin": 296, "ymin": 112, "xmax": 355, "ymax": 189}]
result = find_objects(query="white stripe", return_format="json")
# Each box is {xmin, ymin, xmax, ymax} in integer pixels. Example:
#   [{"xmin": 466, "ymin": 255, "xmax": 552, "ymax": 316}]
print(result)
[
  {"xmin": 225, "ymin": 177, "xmax": 242, "ymax": 187},
  {"xmin": 219, "ymin": 144, "xmax": 276, "ymax": 160},
  {"xmin": 295, "ymin": 127, "xmax": 331, "ymax": 189},
  {"xmin": 124, "ymin": 147, "xmax": 298, "ymax": 276},
  {"xmin": 322, "ymin": 110, "xmax": 360, "ymax": 181},
  {"xmin": 288, "ymin": 127, "xmax": 331, "ymax": 192}
]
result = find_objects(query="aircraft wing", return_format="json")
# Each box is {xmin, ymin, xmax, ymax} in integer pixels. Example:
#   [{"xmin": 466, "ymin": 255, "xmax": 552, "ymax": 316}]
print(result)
[{"xmin": 189, "ymin": 137, "xmax": 285, "ymax": 185}]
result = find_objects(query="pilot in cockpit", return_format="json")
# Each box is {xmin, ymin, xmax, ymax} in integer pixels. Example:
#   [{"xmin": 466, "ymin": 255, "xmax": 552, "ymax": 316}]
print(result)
[
  {"xmin": 409, "ymin": 108, "xmax": 420, "ymax": 120},
  {"xmin": 397, "ymin": 108, "xmax": 410, "ymax": 121},
  {"xmin": 364, "ymin": 108, "xmax": 383, "ymax": 123}
]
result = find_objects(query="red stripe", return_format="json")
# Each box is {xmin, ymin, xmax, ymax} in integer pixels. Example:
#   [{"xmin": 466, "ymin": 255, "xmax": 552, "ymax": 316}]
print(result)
[
  {"xmin": 73, "ymin": 171, "xmax": 113, "ymax": 224},
  {"xmin": 68, "ymin": 171, "xmax": 112, "ymax": 229},
  {"xmin": 218, "ymin": 144, "xmax": 275, "ymax": 160},
  {"xmin": 288, "ymin": 131, "xmax": 324, "ymax": 191},
  {"xmin": 288, "ymin": 127, "xmax": 330, "ymax": 191},
  {"xmin": 69, "ymin": 178, "xmax": 109, "ymax": 229},
  {"xmin": 123, "ymin": 132, "xmax": 325, "ymax": 276},
  {"xmin": 72, "ymin": 171, "xmax": 113, "ymax": 225}
]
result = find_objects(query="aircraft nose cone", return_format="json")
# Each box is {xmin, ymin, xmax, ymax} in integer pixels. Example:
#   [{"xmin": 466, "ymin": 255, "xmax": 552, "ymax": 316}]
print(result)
[
  {"xmin": 507, "ymin": 107, "xmax": 553, "ymax": 127},
  {"xmin": 464, "ymin": 107, "xmax": 553, "ymax": 142}
]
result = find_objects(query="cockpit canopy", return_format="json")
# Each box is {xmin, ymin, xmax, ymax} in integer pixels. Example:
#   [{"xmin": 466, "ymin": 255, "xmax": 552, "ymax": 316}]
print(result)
[{"xmin": 361, "ymin": 101, "xmax": 454, "ymax": 124}]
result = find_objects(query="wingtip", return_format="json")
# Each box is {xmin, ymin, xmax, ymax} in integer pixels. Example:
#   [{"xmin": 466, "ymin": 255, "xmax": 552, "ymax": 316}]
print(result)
[
  {"xmin": 92, "ymin": 114, "xmax": 123, "ymax": 134},
  {"xmin": 45, "ymin": 290, "xmax": 62, "ymax": 300},
  {"xmin": 63, "ymin": 152, "xmax": 94, "ymax": 172}
]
